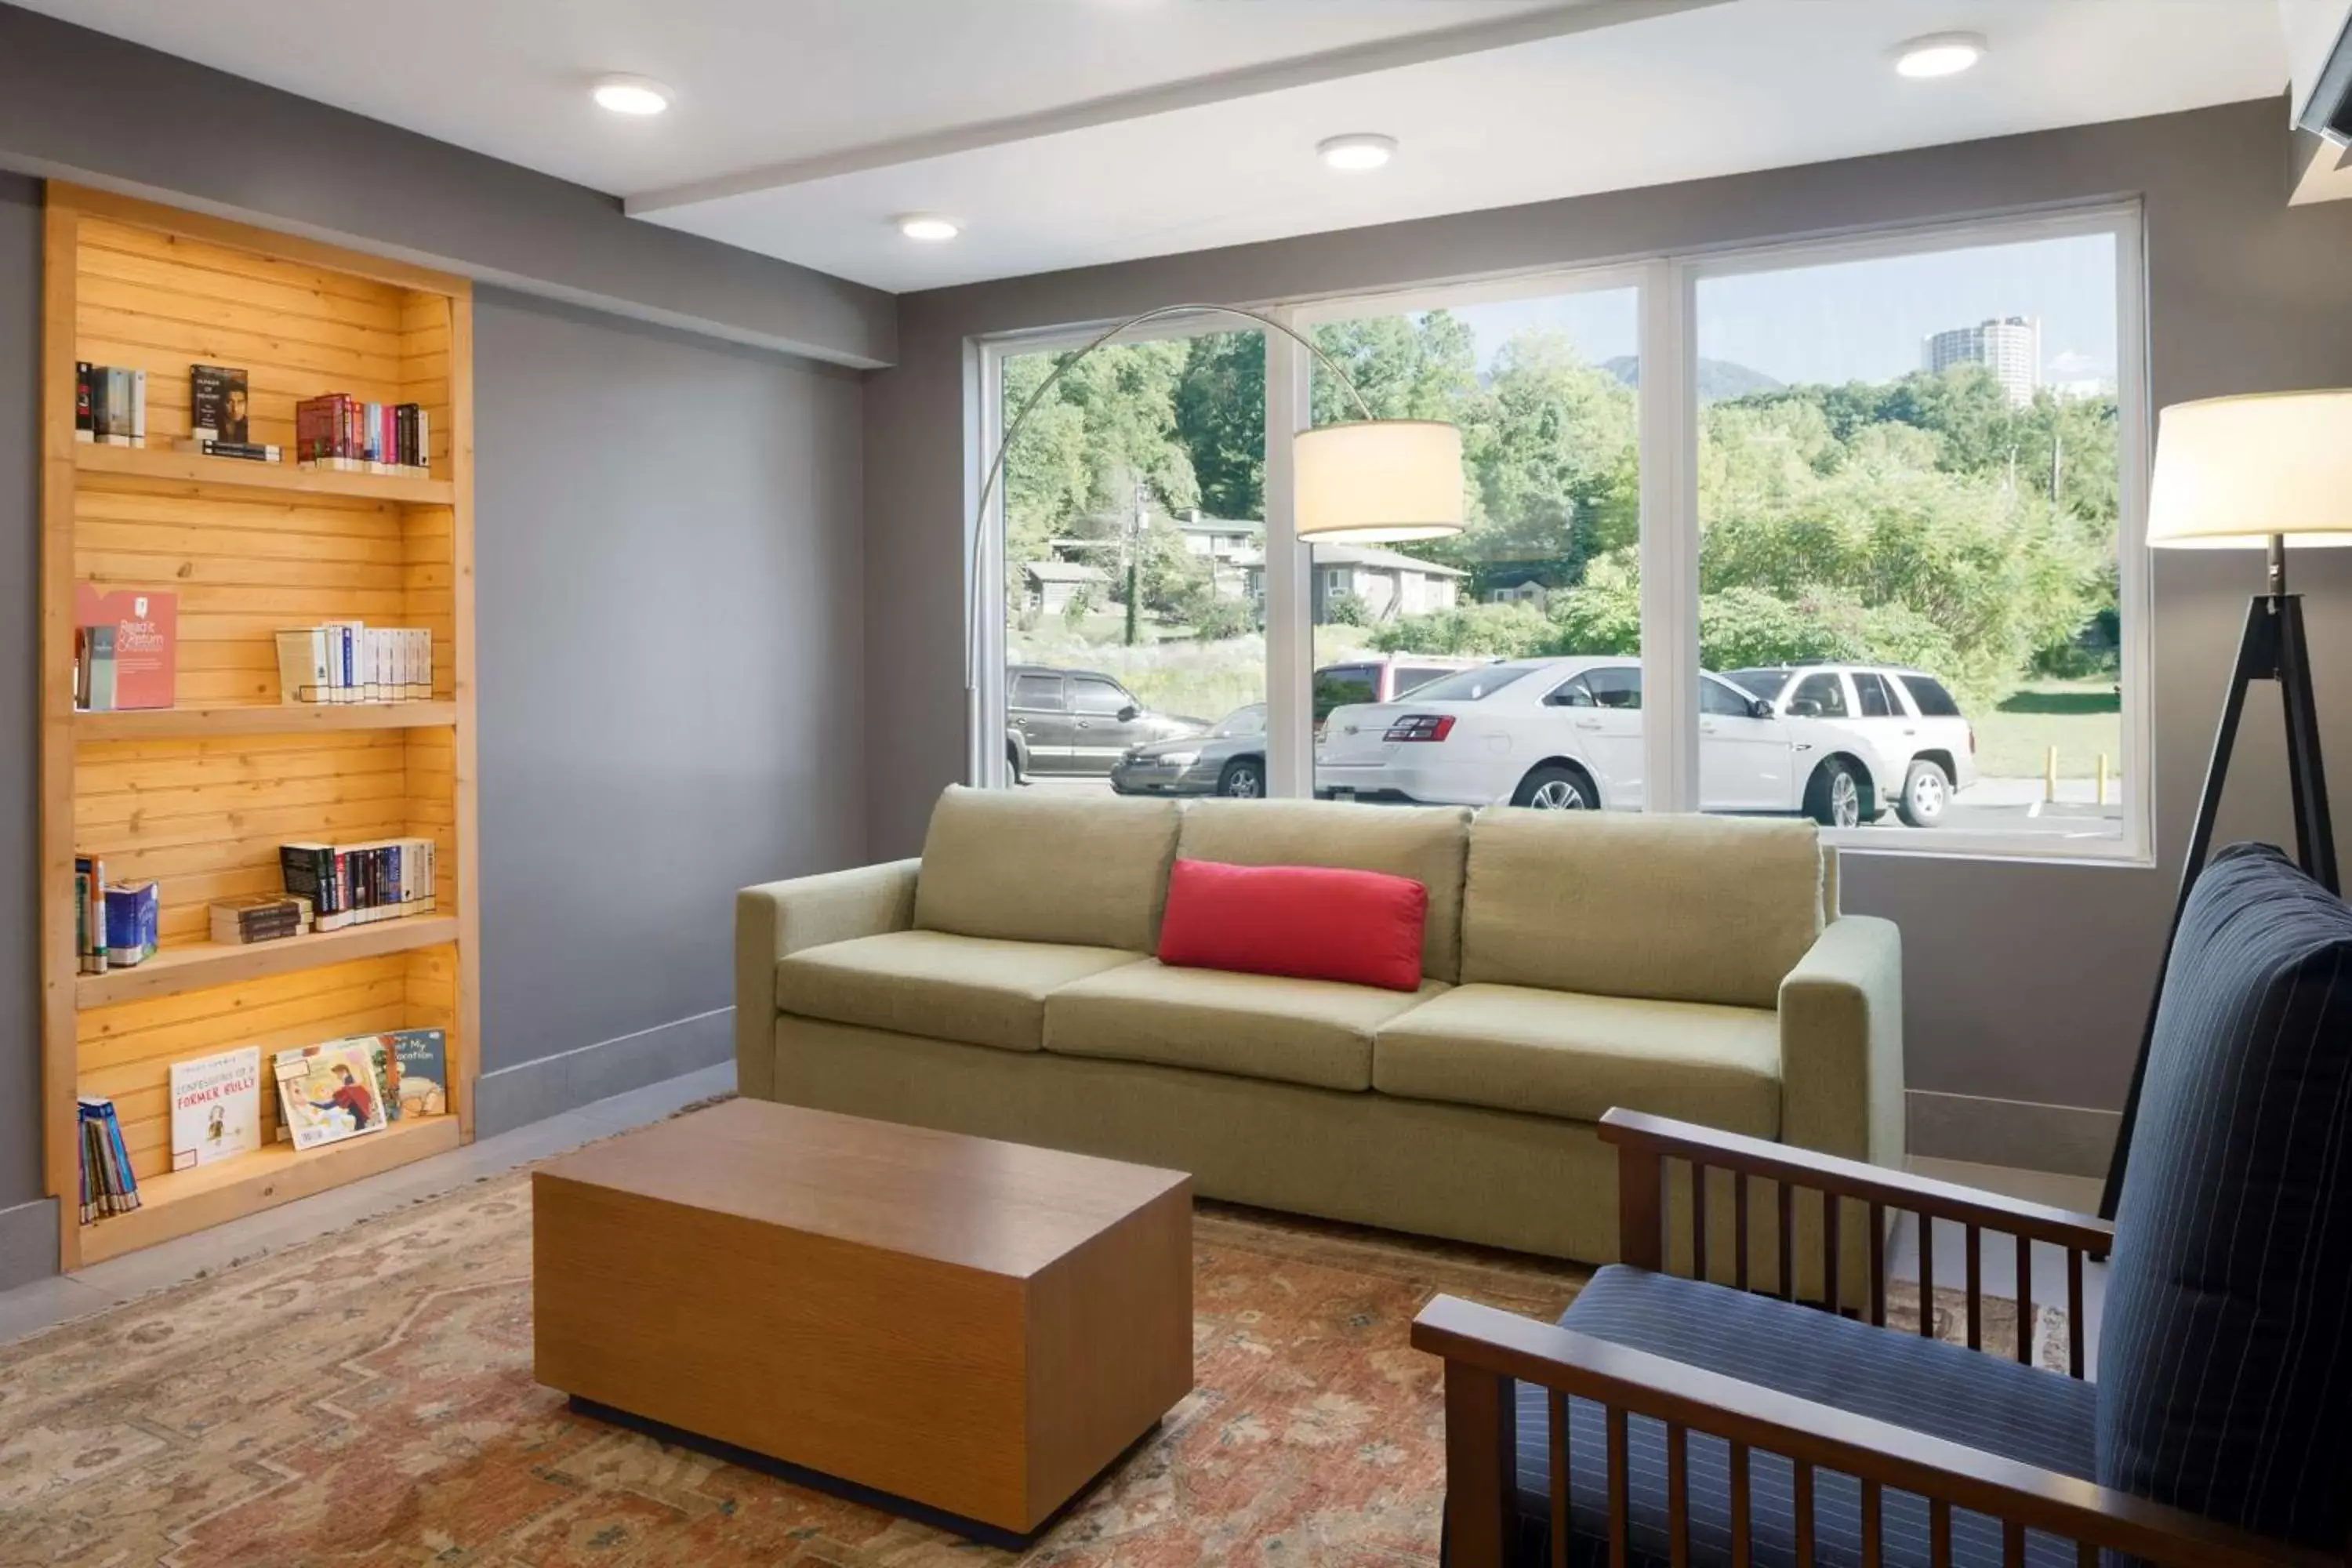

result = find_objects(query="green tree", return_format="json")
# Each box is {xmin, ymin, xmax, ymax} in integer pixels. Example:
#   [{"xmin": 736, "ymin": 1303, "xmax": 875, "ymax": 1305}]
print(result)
[{"xmin": 1173, "ymin": 331, "xmax": 1265, "ymax": 523}]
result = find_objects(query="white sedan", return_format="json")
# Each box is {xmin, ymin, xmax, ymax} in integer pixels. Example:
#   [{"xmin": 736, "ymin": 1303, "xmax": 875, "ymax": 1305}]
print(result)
[{"xmin": 1314, "ymin": 655, "xmax": 1909, "ymax": 824}]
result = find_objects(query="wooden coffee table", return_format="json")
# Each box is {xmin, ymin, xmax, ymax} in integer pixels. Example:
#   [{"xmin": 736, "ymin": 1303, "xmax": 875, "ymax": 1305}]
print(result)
[{"xmin": 532, "ymin": 1098, "xmax": 1192, "ymax": 1542}]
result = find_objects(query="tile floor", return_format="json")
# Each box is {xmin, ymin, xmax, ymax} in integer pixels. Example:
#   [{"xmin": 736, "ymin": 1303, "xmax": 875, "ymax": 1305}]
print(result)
[{"xmin": 0, "ymin": 1083, "xmax": 2108, "ymax": 1364}]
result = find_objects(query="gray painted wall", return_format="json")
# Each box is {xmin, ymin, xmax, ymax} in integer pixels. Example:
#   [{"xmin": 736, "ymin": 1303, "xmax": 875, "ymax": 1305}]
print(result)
[
  {"xmin": 0, "ymin": 174, "xmax": 38, "ymax": 1222},
  {"xmin": 470, "ymin": 290, "xmax": 867, "ymax": 1127},
  {"xmin": 0, "ymin": 210, "xmax": 868, "ymax": 1282},
  {"xmin": 0, "ymin": 3, "xmax": 894, "ymax": 369},
  {"xmin": 861, "ymin": 98, "xmax": 2352, "ymax": 1125}
]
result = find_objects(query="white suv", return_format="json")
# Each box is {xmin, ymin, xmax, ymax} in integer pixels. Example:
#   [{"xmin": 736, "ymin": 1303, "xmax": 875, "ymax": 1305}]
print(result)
[{"xmin": 1721, "ymin": 664, "xmax": 1979, "ymax": 828}]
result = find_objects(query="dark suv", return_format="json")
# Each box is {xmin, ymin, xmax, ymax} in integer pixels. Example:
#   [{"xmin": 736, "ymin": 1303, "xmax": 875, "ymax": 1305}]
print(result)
[{"xmin": 1005, "ymin": 666, "xmax": 1206, "ymax": 781}]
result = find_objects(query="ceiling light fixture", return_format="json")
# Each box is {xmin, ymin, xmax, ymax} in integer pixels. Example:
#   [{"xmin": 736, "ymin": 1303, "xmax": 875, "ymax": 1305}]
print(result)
[
  {"xmin": 592, "ymin": 75, "xmax": 673, "ymax": 115},
  {"xmin": 1317, "ymin": 133, "xmax": 1396, "ymax": 172},
  {"xmin": 1893, "ymin": 32, "xmax": 1986, "ymax": 79},
  {"xmin": 895, "ymin": 213, "xmax": 962, "ymax": 243}
]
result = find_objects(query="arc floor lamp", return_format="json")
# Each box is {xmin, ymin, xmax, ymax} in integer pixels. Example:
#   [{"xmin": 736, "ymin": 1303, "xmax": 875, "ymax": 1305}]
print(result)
[
  {"xmin": 2100, "ymin": 389, "xmax": 2350, "ymax": 1215},
  {"xmin": 963, "ymin": 303, "xmax": 1465, "ymax": 695}
]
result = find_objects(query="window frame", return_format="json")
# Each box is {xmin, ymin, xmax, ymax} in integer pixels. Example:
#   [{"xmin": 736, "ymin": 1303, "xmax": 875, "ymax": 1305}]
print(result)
[{"xmin": 967, "ymin": 202, "xmax": 2151, "ymax": 867}]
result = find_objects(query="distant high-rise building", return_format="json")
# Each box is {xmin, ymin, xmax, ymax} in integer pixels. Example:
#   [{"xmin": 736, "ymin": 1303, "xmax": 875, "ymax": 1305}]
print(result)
[{"xmin": 1923, "ymin": 316, "xmax": 2042, "ymax": 406}]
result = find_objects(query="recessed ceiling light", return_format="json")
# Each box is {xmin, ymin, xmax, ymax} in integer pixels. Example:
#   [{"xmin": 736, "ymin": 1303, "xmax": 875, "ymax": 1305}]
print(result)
[
  {"xmin": 1893, "ymin": 32, "xmax": 1986, "ymax": 79},
  {"xmin": 1317, "ymin": 133, "xmax": 1396, "ymax": 172},
  {"xmin": 592, "ymin": 75, "xmax": 673, "ymax": 115},
  {"xmin": 895, "ymin": 213, "xmax": 962, "ymax": 242}
]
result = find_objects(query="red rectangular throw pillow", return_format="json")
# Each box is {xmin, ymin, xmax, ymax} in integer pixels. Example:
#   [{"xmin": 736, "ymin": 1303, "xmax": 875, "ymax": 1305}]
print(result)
[{"xmin": 1156, "ymin": 858, "xmax": 1428, "ymax": 992}]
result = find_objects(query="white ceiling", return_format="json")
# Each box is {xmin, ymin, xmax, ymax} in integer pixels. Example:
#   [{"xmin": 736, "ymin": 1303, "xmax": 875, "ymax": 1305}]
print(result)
[{"xmin": 24, "ymin": 0, "xmax": 2291, "ymax": 295}]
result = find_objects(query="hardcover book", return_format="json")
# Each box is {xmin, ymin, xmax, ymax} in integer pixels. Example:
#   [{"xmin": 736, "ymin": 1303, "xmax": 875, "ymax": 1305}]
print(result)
[
  {"xmin": 189, "ymin": 364, "xmax": 249, "ymax": 444},
  {"xmin": 74, "ymin": 585, "xmax": 177, "ymax": 710},
  {"xmin": 103, "ymin": 880, "xmax": 158, "ymax": 967},
  {"xmin": 274, "ymin": 1041, "xmax": 387, "ymax": 1151},
  {"xmin": 169, "ymin": 1047, "xmax": 262, "ymax": 1171}
]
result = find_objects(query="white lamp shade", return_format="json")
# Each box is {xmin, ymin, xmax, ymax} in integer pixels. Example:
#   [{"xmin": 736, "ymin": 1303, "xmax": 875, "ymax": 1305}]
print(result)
[
  {"xmin": 2147, "ymin": 390, "xmax": 2352, "ymax": 549},
  {"xmin": 1294, "ymin": 420, "xmax": 1465, "ymax": 543}
]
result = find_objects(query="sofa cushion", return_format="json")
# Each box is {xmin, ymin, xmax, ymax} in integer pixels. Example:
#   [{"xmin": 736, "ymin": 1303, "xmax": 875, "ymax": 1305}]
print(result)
[
  {"xmin": 913, "ymin": 784, "xmax": 1181, "ymax": 954},
  {"xmin": 1177, "ymin": 798, "xmax": 1472, "ymax": 982},
  {"xmin": 1158, "ymin": 858, "xmax": 1428, "ymax": 992},
  {"xmin": 776, "ymin": 930, "xmax": 1145, "ymax": 1054},
  {"xmin": 1462, "ymin": 808, "xmax": 1823, "ymax": 1009},
  {"xmin": 1044, "ymin": 957, "xmax": 1446, "ymax": 1092},
  {"xmin": 2097, "ymin": 843, "xmax": 2352, "ymax": 1550},
  {"xmin": 1501, "ymin": 1265, "xmax": 2096, "ymax": 1568},
  {"xmin": 1372, "ymin": 982, "xmax": 1780, "ymax": 1136}
]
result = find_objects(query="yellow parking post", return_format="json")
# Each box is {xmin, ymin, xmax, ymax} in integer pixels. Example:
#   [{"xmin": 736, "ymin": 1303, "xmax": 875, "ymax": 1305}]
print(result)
[
  {"xmin": 2045, "ymin": 745, "xmax": 2059, "ymax": 804},
  {"xmin": 2097, "ymin": 753, "xmax": 2111, "ymax": 806}
]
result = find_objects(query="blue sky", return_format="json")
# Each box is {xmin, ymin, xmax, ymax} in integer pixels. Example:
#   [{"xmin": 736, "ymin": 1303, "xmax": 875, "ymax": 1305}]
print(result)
[{"xmin": 1436, "ymin": 231, "xmax": 2118, "ymax": 387}]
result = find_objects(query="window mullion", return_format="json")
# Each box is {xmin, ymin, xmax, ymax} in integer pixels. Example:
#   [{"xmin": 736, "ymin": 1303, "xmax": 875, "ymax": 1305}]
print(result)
[
  {"xmin": 1639, "ymin": 260, "xmax": 1700, "ymax": 814},
  {"xmin": 1265, "ymin": 313, "xmax": 1312, "ymax": 797}
]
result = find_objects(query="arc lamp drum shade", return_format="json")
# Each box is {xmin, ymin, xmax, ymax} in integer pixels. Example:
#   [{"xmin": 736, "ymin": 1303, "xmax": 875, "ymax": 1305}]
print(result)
[
  {"xmin": 1293, "ymin": 419, "xmax": 1465, "ymax": 543},
  {"xmin": 2147, "ymin": 390, "xmax": 2352, "ymax": 549}
]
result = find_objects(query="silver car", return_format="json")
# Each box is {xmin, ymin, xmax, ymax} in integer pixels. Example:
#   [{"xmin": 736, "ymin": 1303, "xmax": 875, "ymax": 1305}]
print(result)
[{"xmin": 1111, "ymin": 703, "xmax": 1268, "ymax": 797}]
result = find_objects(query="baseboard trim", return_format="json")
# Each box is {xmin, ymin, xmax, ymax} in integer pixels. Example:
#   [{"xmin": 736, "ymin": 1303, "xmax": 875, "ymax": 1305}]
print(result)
[
  {"xmin": 0, "ymin": 1196, "xmax": 60, "ymax": 1291},
  {"xmin": 474, "ymin": 1008, "xmax": 734, "ymax": 1138},
  {"xmin": 1907, "ymin": 1089, "xmax": 2119, "ymax": 1179}
]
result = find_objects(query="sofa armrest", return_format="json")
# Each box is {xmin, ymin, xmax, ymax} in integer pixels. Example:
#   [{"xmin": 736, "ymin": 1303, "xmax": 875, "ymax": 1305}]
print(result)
[
  {"xmin": 1777, "ymin": 913, "xmax": 1904, "ymax": 1171},
  {"xmin": 733, "ymin": 858, "xmax": 920, "ymax": 1099}
]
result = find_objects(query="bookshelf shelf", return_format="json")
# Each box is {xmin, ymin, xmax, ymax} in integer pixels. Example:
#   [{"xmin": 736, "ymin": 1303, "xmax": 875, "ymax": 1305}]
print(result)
[
  {"xmin": 76, "ymin": 1114, "xmax": 463, "ymax": 1265},
  {"xmin": 75, "ymin": 700, "xmax": 459, "ymax": 741},
  {"xmin": 75, "ymin": 913, "xmax": 460, "ymax": 1008},
  {"xmin": 42, "ymin": 184, "xmax": 480, "ymax": 1272},
  {"xmin": 74, "ymin": 437, "xmax": 456, "ymax": 504}
]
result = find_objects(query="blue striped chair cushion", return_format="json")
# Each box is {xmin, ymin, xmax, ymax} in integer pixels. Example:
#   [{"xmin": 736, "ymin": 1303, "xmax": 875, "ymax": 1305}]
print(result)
[
  {"xmin": 1495, "ymin": 1266, "xmax": 2096, "ymax": 1568},
  {"xmin": 2096, "ymin": 842, "xmax": 2352, "ymax": 1548}
]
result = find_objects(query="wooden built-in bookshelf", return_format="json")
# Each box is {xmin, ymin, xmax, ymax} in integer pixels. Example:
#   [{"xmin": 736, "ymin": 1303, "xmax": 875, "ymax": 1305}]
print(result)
[{"xmin": 39, "ymin": 185, "xmax": 480, "ymax": 1270}]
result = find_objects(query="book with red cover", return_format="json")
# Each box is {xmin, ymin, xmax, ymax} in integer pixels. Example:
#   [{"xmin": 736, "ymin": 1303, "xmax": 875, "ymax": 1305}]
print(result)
[{"xmin": 74, "ymin": 585, "xmax": 176, "ymax": 710}]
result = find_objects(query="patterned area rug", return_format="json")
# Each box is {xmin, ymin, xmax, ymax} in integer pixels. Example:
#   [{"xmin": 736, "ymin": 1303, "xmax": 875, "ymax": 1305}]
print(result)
[{"xmin": 0, "ymin": 1163, "xmax": 2067, "ymax": 1566}]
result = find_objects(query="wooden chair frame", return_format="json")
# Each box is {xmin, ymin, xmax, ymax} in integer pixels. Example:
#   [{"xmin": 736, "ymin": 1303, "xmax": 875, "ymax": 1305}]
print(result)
[{"xmin": 1411, "ymin": 1109, "xmax": 2338, "ymax": 1568}]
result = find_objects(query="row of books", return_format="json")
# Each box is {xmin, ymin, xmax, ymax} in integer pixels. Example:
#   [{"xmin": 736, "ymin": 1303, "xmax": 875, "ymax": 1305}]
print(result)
[
  {"xmin": 73, "ymin": 858, "xmax": 156, "ymax": 973},
  {"xmin": 79, "ymin": 1031, "xmax": 450, "ymax": 1228},
  {"xmin": 275, "ymin": 622, "xmax": 435, "ymax": 704},
  {"xmin": 164, "ymin": 1033, "xmax": 448, "ymax": 1173},
  {"xmin": 72, "ymin": 361, "xmax": 436, "ymax": 476},
  {"xmin": 78, "ymin": 1097, "xmax": 142, "ymax": 1221},
  {"xmin": 72, "ymin": 585, "xmax": 176, "ymax": 712},
  {"xmin": 298, "ymin": 394, "xmax": 432, "ymax": 477},
  {"xmin": 74, "ymin": 364, "xmax": 147, "ymax": 447},
  {"xmin": 281, "ymin": 837, "xmax": 438, "ymax": 931}
]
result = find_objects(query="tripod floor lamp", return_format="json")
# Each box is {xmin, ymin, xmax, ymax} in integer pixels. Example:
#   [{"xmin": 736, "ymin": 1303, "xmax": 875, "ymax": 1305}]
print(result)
[
  {"xmin": 964, "ymin": 303, "xmax": 1465, "ymax": 700},
  {"xmin": 2100, "ymin": 389, "xmax": 2350, "ymax": 1217}
]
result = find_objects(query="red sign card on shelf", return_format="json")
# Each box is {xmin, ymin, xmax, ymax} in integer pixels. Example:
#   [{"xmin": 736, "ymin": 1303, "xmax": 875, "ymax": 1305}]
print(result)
[{"xmin": 74, "ymin": 584, "xmax": 177, "ymax": 710}]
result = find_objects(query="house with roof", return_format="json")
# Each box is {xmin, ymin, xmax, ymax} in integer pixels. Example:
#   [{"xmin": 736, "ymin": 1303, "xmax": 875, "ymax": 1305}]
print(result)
[
  {"xmin": 1022, "ymin": 558, "xmax": 1109, "ymax": 614},
  {"xmin": 1242, "ymin": 543, "xmax": 1465, "ymax": 623}
]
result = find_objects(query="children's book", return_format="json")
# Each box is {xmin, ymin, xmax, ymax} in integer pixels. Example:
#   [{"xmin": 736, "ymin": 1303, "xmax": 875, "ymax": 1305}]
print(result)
[
  {"xmin": 274, "ymin": 1041, "xmax": 387, "ymax": 1151},
  {"xmin": 74, "ymin": 585, "xmax": 177, "ymax": 710},
  {"xmin": 169, "ymin": 1047, "xmax": 262, "ymax": 1171},
  {"xmin": 365, "ymin": 1029, "xmax": 448, "ymax": 1120}
]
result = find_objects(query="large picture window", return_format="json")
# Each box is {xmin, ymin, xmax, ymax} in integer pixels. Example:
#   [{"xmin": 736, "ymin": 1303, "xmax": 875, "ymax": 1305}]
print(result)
[{"xmin": 972, "ymin": 206, "xmax": 2147, "ymax": 862}]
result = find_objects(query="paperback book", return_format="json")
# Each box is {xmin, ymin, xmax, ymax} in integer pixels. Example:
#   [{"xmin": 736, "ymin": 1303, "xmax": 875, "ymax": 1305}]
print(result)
[
  {"xmin": 295, "ymin": 394, "xmax": 430, "ymax": 477},
  {"xmin": 189, "ymin": 364, "xmax": 250, "ymax": 444},
  {"xmin": 274, "ymin": 1041, "xmax": 387, "ymax": 1151},
  {"xmin": 73, "ymin": 854, "xmax": 107, "ymax": 975},
  {"xmin": 209, "ymin": 894, "xmax": 312, "ymax": 946},
  {"xmin": 77, "ymin": 1097, "xmax": 140, "ymax": 1221},
  {"xmin": 363, "ymin": 1028, "xmax": 448, "ymax": 1120},
  {"xmin": 169, "ymin": 1046, "xmax": 263, "ymax": 1171}
]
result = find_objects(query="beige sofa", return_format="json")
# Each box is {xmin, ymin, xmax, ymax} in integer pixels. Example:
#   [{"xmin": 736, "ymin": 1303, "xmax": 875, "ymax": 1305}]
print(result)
[{"xmin": 735, "ymin": 786, "xmax": 1902, "ymax": 1276}]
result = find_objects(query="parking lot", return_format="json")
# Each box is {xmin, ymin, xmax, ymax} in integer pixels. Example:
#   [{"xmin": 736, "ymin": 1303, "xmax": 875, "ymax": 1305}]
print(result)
[{"xmin": 1020, "ymin": 773, "xmax": 2125, "ymax": 841}]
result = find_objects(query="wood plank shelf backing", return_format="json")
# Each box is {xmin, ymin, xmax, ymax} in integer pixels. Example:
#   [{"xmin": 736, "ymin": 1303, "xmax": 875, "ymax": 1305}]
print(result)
[{"xmin": 41, "ymin": 184, "xmax": 481, "ymax": 1272}]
